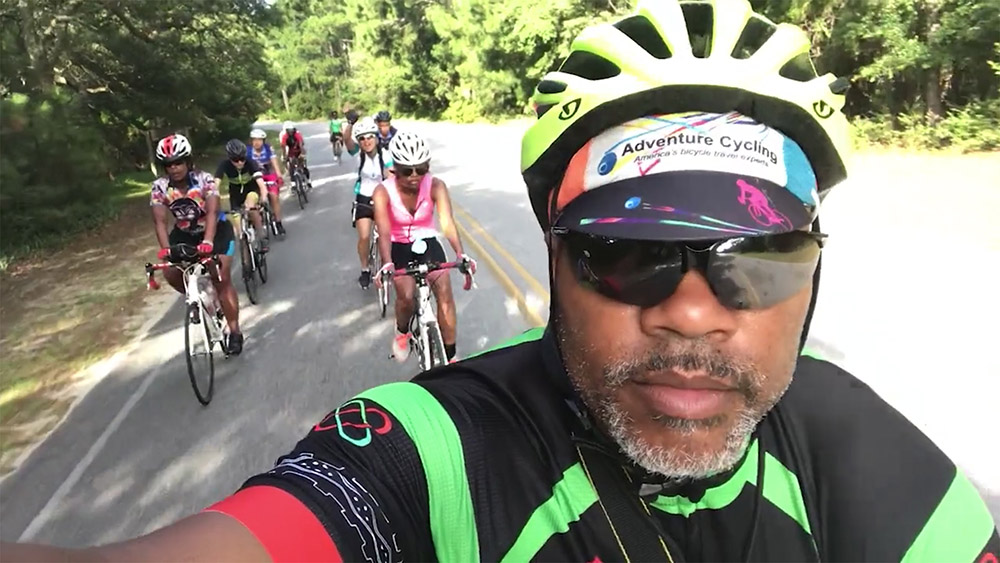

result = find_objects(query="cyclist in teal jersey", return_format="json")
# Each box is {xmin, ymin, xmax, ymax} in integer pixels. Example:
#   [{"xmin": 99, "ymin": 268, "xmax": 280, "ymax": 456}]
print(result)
[{"xmin": 4, "ymin": 1, "xmax": 997, "ymax": 561}]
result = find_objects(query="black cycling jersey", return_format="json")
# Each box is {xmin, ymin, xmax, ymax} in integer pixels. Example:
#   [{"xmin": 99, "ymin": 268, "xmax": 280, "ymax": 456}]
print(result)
[
  {"xmin": 215, "ymin": 158, "xmax": 264, "ymax": 188},
  {"xmin": 225, "ymin": 327, "xmax": 999, "ymax": 562}
]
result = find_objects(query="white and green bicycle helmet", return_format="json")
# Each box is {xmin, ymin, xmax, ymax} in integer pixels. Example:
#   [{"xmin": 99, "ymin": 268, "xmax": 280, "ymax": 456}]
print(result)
[{"xmin": 521, "ymin": 0, "xmax": 851, "ymax": 230}]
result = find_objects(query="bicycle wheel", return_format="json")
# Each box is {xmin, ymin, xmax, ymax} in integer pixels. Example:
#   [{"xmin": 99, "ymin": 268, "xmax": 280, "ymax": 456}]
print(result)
[
  {"xmin": 294, "ymin": 176, "xmax": 306, "ymax": 209},
  {"xmin": 425, "ymin": 321, "xmax": 447, "ymax": 369},
  {"xmin": 369, "ymin": 234, "xmax": 387, "ymax": 318},
  {"xmin": 240, "ymin": 236, "xmax": 259, "ymax": 305},
  {"xmin": 184, "ymin": 302, "xmax": 215, "ymax": 405},
  {"xmin": 257, "ymin": 247, "xmax": 268, "ymax": 284}
]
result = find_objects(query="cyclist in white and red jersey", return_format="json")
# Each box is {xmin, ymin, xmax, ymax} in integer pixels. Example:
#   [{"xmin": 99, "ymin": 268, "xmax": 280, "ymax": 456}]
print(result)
[
  {"xmin": 279, "ymin": 121, "xmax": 312, "ymax": 190},
  {"xmin": 372, "ymin": 131, "xmax": 476, "ymax": 363}
]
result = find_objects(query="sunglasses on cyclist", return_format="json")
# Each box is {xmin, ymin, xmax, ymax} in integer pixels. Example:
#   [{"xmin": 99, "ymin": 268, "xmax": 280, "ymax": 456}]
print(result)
[
  {"xmin": 395, "ymin": 164, "xmax": 429, "ymax": 177},
  {"xmin": 555, "ymin": 229, "xmax": 825, "ymax": 310},
  {"xmin": 358, "ymin": 134, "xmax": 377, "ymax": 142},
  {"xmin": 230, "ymin": 157, "xmax": 246, "ymax": 163}
]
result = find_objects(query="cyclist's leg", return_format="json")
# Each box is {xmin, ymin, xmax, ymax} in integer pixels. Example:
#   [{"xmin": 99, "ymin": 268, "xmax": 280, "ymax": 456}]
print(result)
[
  {"xmin": 210, "ymin": 222, "xmax": 240, "ymax": 334},
  {"xmin": 163, "ymin": 228, "xmax": 189, "ymax": 294},
  {"xmin": 265, "ymin": 176, "xmax": 285, "ymax": 232},
  {"xmin": 356, "ymin": 217, "xmax": 372, "ymax": 270}
]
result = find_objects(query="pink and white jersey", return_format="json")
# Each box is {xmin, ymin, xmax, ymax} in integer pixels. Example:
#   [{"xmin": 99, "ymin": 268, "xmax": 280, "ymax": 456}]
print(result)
[{"xmin": 384, "ymin": 174, "xmax": 438, "ymax": 244}]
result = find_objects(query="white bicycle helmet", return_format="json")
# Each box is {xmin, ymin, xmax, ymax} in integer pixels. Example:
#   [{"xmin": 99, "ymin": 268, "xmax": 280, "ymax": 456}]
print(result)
[
  {"xmin": 283, "ymin": 120, "xmax": 296, "ymax": 131},
  {"xmin": 155, "ymin": 133, "xmax": 193, "ymax": 163},
  {"xmin": 352, "ymin": 117, "xmax": 378, "ymax": 139},
  {"xmin": 389, "ymin": 131, "xmax": 431, "ymax": 166},
  {"xmin": 249, "ymin": 128, "xmax": 267, "ymax": 139}
]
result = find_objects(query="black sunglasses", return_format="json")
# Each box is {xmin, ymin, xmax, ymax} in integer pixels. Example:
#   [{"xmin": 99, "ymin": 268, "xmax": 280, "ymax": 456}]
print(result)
[
  {"xmin": 395, "ymin": 164, "xmax": 429, "ymax": 177},
  {"xmin": 230, "ymin": 157, "xmax": 246, "ymax": 163},
  {"xmin": 556, "ymin": 229, "xmax": 826, "ymax": 310}
]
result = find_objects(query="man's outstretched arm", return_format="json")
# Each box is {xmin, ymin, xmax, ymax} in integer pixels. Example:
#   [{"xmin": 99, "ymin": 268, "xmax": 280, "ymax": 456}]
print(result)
[{"xmin": 1, "ymin": 511, "xmax": 271, "ymax": 562}]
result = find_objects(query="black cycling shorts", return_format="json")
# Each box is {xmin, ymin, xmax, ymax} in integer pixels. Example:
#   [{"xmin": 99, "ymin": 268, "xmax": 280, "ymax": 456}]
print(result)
[
  {"xmin": 352, "ymin": 194, "xmax": 374, "ymax": 226},
  {"xmin": 228, "ymin": 183, "xmax": 259, "ymax": 210},
  {"xmin": 391, "ymin": 237, "xmax": 446, "ymax": 268},
  {"xmin": 168, "ymin": 220, "xmax": 236, "ymax": 257}
]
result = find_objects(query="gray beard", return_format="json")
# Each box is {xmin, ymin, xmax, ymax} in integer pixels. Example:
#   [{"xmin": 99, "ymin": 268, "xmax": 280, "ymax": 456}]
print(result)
[{"xmin": 555, "ymin": 313, "xmax": 791, "ymax": 481}]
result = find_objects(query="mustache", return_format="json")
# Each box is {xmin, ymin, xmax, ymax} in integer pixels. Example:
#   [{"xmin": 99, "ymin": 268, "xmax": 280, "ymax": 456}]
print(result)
[{"xmin": 602, "ymin": 344, "xmax": 762, "ymax": 399}]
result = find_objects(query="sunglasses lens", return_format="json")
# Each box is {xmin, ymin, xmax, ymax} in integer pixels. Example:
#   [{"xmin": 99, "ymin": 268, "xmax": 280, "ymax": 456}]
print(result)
[
  {"xmin": 707, "ymin": 232, "xmax": 821, "ymax": 310},
  {"xmin": 562, "ymin": 231, "xmax": 821, "ymax": 310},
  {"xmin": 563, "ymin": 233, "xmax": 685, "ymax": 307}
]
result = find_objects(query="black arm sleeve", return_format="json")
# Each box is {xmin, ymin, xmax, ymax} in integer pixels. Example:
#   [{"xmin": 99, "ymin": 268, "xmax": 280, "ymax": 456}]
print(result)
[{"xmin": 240, "ymin": 397, "xmax": 435, "ymax": 562}]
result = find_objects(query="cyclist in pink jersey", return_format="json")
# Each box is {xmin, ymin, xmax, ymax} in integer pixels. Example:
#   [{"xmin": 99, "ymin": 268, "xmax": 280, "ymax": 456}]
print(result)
[{"xmin": 372, "ymin": 131, "xmax": 476, "ymax": 363}]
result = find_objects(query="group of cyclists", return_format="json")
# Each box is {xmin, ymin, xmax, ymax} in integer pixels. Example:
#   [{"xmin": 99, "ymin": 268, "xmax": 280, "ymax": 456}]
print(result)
[{"xmin": 149, "ymin": 110, "xmax": 475, "ymax": 364}]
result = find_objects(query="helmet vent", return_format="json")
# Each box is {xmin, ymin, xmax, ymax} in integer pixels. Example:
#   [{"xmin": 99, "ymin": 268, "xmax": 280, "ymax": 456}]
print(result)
[
  {"xmin": 613, "ymin": 15, "xmax": 671, "ymax": 59},
  {"xmin": 559, "ymin": 51, "xmax": 621, "ymax": 80},
  {"xmin": 680, "ymin": 2, "xmax": 714, "ymax": 58},
  {"xmin": 730, "ymin": 16, "xmax": 776, "ymax": 60},
  {"xmin": 537, "ymin": 80, "xmax": 568, "ymax": 94},
  {"xmin": 779, "ymin": 52, "xmax": 818, "ymax": 82}
]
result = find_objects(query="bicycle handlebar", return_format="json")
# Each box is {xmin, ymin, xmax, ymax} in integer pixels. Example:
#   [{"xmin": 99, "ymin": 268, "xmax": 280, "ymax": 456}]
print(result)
[
  {"xmin": 383, "ymin": 260, "xmax": 476, "ymax": 291},
  {"xmin": 144, "ymin": 244, "xmax": 221, "ymax": 291}
]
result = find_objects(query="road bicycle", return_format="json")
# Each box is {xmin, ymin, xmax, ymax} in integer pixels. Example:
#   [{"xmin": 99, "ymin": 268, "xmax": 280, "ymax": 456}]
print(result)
[
  {"xmin": 287, "ymin": 156, "xmax": 309, "ymax": 209},
  {"xmin": 145, "ymin": 244, "xmax": 227, "ymax": 405},
  {"xmin": 230, "ymin": 208, "xmax": 268, "ymax": 305},
  {"xmin": 382, "ymin": 240, "xmax": 475, "ymax": 371},
  {"xmin": 331, "ymin": 133, "xmax": 343, "ymax": 163}
]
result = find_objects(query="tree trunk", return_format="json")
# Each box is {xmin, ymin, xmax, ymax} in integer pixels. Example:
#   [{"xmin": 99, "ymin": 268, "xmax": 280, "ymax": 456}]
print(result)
[
  {"xmin": 925, "ymin": 66, "xmax": 943, "ymax": 126},
  {"xmin": 923, "ymin": 0, "xmax": 944, "ymax": 126},
  {"xmin": 17, "ymin": 0, "xmax": 54, "ymax": 93},
  {"xmin": 145, "ymin": 130, "xmax": 157, "ymax": 177},
  {"xmin": 281, "ymin": 87, "xmax": 290, "ymax": 113}
]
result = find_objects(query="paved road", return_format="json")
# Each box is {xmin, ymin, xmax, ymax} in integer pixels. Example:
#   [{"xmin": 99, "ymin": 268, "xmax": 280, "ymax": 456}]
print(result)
[{"xmin": 1, "ymin": 121, "xmax": 997, "ymax": 546}]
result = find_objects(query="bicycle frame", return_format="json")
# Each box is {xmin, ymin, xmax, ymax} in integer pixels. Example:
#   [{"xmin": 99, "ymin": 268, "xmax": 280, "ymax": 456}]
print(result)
[
  {"xmin": 146, "ymin": 254, "xmax": 225, "ymax": 351},
  {"xmin": 231, "ymin": 210, "xmax": 259, "ymax": 271}
]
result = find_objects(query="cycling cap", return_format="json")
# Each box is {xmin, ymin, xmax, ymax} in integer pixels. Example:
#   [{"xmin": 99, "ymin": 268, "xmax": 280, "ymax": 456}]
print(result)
[
  {"xmin": 375, "ymin": 110, "xmax": 391, "ymax": 122},
  {"xmin": 283, "ymin": 121, "xmax": 296, "ymax": 131},
  {"xmin": 521, "ymin": 0, "xmax": 851, "ymax": 232},
  {"xmin": 553, "ymin": 111, "xmax": 819, "ymax": 241},
  {"xmin": 353, "ymin": 117, "xmax": 378, "ymax": 139},
  {"xmin": 389, "ymin": 131, "xmax": 431, "ymax": 166},
  {"xmin": 156, "ymin": 134, "xmax": 193, "ymax": 164},
  {"xmin": 249, "ymin": 128, "xmax": 267, "ymax": 139},
  {"xmin": 225, "ymin": 139, "xmax": 247, "ymax": 159}
]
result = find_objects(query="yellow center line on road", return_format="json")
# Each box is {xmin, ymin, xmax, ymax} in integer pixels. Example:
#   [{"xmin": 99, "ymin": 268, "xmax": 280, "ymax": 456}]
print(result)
[
  {"xmin": 452, "ymin": 203, "xmax": 550, "ymax": 303},
  {"xmin": 453, "ymin": 218, "xmax": 546, "ymax": 328}
]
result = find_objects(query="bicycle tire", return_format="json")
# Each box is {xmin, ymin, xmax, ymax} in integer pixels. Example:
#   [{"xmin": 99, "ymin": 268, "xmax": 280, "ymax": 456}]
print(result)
[
  {"xmin": 184, "ymin": 303, "xmax": 215, "ymax": 406},
  {"xmin": 240, "ymin": 237, "xmax": 259, "ymax": 305},
  {"xmin": 425, "ymin": 321, "xmax": 447, "ymax": 369},
  {"xmin": 295, "ymin": 176, "xmax": 307, "ymax": 209},
  {"xmin": 257, "ymin": 248, "xmax": 268, "ymax": 284},
  {"xmin": 369, "ymin": 232, "xmax": 387, "ymax": 318}
]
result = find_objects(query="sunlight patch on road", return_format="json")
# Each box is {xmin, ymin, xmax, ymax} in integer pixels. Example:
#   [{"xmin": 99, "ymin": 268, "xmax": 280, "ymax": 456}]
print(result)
[{"xmin": 341, "ymin": 318, "xmax": 392, "ymax": 356}]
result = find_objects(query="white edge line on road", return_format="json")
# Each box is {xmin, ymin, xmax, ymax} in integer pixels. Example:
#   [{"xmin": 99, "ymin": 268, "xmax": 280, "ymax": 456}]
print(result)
[{"xmin": 18, "ymin": 359, "xmax": 168, "ymax": 541}]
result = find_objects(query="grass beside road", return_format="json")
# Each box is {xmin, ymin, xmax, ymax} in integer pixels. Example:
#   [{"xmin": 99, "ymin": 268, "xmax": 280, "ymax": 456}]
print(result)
[{"xmin": 0, "ymin": 153, "xmax": 225, "ymax": 475}]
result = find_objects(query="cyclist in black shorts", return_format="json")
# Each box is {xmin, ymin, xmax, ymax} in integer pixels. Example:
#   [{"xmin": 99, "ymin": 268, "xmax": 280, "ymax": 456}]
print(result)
[
  {"xmin": 214, "ymin": 139, "xmax": 269, "ymax": 252},
  {"xmin": 5, "ymin": 1, "xmax": 997, "ymax": 561}
]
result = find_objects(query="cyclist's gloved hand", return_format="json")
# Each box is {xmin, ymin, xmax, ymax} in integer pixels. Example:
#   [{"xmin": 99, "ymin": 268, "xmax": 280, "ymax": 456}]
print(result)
[
  {"xmin": 197, "ymin": 241, "xmax": 214, "ymax": 255},
  {"xmin": 157, "ymin": 247, "xmax": 171, "ymax": 260},
  {"xmin": 375, "ymin": 262, "xmax": 394, "ymax": 289},
  {"xmin": 345, "ymin": 109, "xmax": 359, "ymax": 124},
  {"xmin": 459, "ymin": 254, "xmax": 477, "ymax": 276}
]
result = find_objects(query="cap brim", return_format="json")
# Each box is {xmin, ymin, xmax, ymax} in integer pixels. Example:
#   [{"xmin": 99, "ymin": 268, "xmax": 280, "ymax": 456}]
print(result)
[{"xmin": 554, "ymin": 170, "xmax": 814, "ymax": 241}]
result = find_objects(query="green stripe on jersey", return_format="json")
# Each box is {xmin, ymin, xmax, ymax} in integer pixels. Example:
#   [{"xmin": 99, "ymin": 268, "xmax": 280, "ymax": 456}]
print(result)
[
  {"xmin": 359, "ymin": 383, "xmax": 479, "ymax": 562},
  {"xmin": 901, "ymin": 469, "xmax": 997, "ymax": 562},
  {"xmin": 501, "ymin": 463, "xmax": 598, "ymax": 561},
  {"xmin": 469, "ymin": 327, "xmax": 545, "ymax": 359}
]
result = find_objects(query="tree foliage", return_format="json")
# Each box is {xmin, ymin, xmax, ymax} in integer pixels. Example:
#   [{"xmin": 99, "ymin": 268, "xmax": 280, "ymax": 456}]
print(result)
[
  {"xmin": 270, "ymin": 0, "xmax": 999, "ymax": 148},
  {"xmin": 0, "ymin": 0, "xmax": 279, "ymax": 256}
]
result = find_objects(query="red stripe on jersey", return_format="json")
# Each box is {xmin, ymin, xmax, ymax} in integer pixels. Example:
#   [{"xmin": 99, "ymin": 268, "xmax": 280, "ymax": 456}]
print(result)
[{"xmin": 206, "ymin": 485, "xmax": 343, "ymax": 562}]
